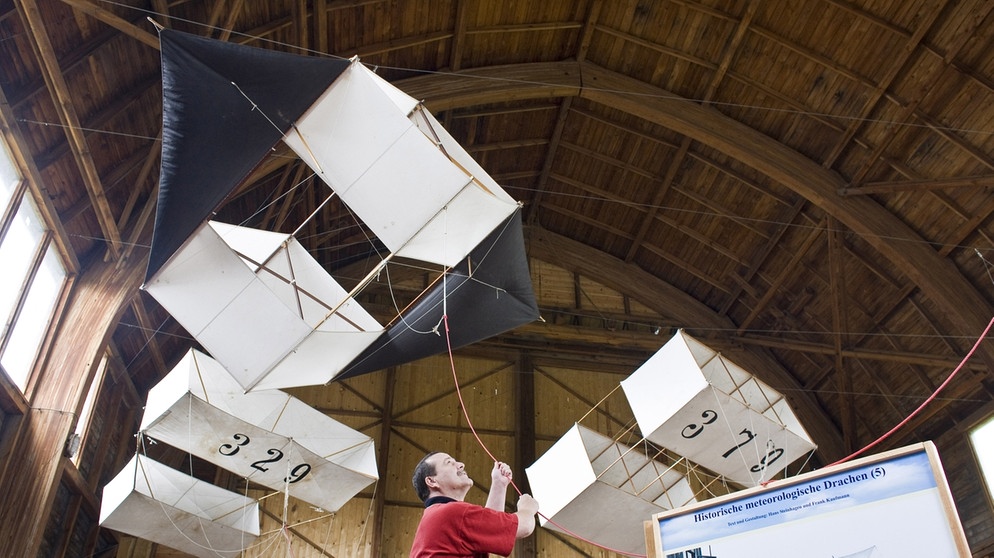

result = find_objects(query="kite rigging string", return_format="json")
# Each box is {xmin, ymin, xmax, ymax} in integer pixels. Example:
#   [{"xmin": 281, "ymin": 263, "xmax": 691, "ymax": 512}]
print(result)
[
  {"xmin": 121, "ymin": 3, "xmax": 991, "ymax": 138},
  {"xmin": 439, "ymin": 313, "xmax": 648, "ymax": 558},
  {"xmin": 826, "ymin": 313, "xmax": 994, "ymax": 468},
  {"xmin": 279, "ymin": 458, "xmax": 298, "ymax": 558},
  {"xmin": 134, "ymin": 433, "xmax": 237, "ymax": 557}
]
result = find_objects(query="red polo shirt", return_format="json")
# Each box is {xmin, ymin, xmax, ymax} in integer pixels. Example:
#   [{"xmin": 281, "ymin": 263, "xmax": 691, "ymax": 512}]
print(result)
[{"xmin": 410, "ymin": 497, "xmax": 518, "ymax": 557}]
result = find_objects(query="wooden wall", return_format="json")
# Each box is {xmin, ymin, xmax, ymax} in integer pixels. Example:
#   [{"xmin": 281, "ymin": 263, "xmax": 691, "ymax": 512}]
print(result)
[{"xmin": 0, "ymin": 257, "xmax": 993, "ymax": 557}]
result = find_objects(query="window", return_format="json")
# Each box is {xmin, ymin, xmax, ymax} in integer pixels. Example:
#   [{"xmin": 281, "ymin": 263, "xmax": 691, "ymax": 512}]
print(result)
[
  {"xmin": 72, "ymin": 352, "xmax": 108, "ymax": 465},
  {"xmin": 0, "ymin": 137, "xmax": 67, "ymax": 392},
  {"xmin": 970, "ymin": 415, "xmax": 994, "ymax": 506}
]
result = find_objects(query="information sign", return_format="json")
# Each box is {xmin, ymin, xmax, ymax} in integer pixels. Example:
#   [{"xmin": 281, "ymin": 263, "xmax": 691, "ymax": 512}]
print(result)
[{"xmin": 645, "ymin": 442, "xmax": 970, "ymax": 558}]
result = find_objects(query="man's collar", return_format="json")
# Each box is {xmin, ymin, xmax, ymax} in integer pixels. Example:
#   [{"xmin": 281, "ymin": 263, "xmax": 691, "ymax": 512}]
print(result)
[{"xmin": 424, "ymin": 495, "xmax": 457, "ymax": 508}]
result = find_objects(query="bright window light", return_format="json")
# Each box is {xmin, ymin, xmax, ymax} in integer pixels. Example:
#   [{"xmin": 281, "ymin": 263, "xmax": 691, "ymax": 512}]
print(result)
[
  {"xmin": 0, "ymin": 139, "xmax": 17, "ymax": 199},
  {"xmin": 1, "ymin": 243, "xmax": 64, "ymax": 389},
  {"xmin": 0, "ymin": 138, "xmax": 67, "ymax": 392},
  {"xmin": 0, "ymin": 197, "xmax": 44, "ymax": 328},
  {"xmin": 970, "ymin": 415, "xmax": 994, "ymax": 505},
  {"xmin": 72, "ymin": 352, "xmax": 108, "ymax": 463}
]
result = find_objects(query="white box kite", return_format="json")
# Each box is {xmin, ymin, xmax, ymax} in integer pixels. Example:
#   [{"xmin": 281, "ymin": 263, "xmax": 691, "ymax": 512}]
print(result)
[
  {"xmin": 140, "ymin": 348, "xmax": 378, "ymax": 512},
  {"xmin": 525, "ymin": 423, "xmax": 696, "ymax": 555},
  {"xmin": 99, "ymin": 454, "xmax": 259, "ymax": 558},
  {"xmin": 621, "ymin": 330, "xmax": 816, "ymax": 486}
]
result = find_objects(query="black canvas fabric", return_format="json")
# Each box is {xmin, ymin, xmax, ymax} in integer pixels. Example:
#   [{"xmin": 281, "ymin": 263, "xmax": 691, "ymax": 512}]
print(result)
[
  {"xmin": 338, "ymin": 209, "xmax": 540, "ymax": 379},
  {"xmin": 146, "ymin": 29, "xmax": 350, "ymax": 281}
]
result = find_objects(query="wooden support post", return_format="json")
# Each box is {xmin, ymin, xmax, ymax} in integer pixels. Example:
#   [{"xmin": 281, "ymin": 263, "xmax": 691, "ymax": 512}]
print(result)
[
  {"xmin": 370, "ymin": 367, "xmax": 396, "ymax": 557},
  {"xmin": 514, "ymin": 352, "xmax": 536, "ymax": 558}
]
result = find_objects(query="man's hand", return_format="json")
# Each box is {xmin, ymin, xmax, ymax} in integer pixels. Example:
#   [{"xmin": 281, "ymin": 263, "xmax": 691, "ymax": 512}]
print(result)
[
  {"xmin": 491, "ymin": 461, "xmax": 513, "ymax": 491},
  {"xmin": 485, "ymin": 461, "xmax": 512, "ymax": 511},
  {"xmin": 516, "ymin": 494, "xmax": 538, "ymax": 516},
  {"xmin": 514, "ymin": 494, "xmax": 540, "ymax": 538}
]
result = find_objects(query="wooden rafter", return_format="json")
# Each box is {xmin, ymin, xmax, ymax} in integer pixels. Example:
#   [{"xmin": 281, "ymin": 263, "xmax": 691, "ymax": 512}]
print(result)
[
  {"xmin": 734, "ymin": 334, "xmax": 986, "ymax": 371},
  {"xmin": 18, "ymin": 0, "xmax": 124, "ymax": 259},
  {"xmin": 828, "ymin": 216, "xmax": 856, "ymax": 451},
  {"xmin": 847, "ymin": 2, "xmax": 992, "ymax": 186},
  {"xmin": 822, "ymin": 1, "xmax": 949, "ymax": 166},
  {"xmin": 0, "ymin": 82, "xmax": 79, "ymax": 271}
]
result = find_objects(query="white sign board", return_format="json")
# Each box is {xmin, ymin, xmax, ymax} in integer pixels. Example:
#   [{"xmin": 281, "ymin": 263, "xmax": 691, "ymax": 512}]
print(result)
[{"xmin": 646, "ymin": 442, "xmax": 970, "ymax": 558}]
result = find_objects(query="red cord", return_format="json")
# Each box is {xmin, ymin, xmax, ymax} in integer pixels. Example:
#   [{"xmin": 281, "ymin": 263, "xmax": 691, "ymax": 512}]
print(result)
[
  {"xmin": 444, "ymin": 313, "xmax": 994, "ymax": 553},
  {"xmin": 442, "ymin": 314, "xmax": 648, "ymax": 558},
  {"xmin": 827, "ymin": 315, "xmax": 994, "ymax": 468}
]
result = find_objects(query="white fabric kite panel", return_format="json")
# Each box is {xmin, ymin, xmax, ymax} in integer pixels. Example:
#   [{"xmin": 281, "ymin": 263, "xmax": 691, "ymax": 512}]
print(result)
[
  {"xmin": 409, "ymin": 108, "xmax": 513, "ymax": 204},
  {"xmin": 364, "ymin": 58, "xmax": 420, "ymax": 116},
  {"xmin": 621, "ymin": 330, "xmax": 817, "ymax": 487},
  {"xmin": 651, "ymin": 475, "xmax": 697, "ymax": 510},
  {"xmin": 621, "ymin": 333, "xmax": 710, "ymax": 444},
  {"xmin": 208, "ymin": 220, "xmax": 286, "ymax": 266},
  {"xmin": 526, "ymin": 422, "xmax": 598, "ymax": 523},
  {"xmin": 389, "ymin": 176, "xmax": 519, "ymax": 266},
  {"xmin": 695, "ymin": 341, "xmax": 810, "ymax": 438},
  {"xmin": 143, "ymin": 220, "xmax": 259, "ymax": 336},
  {"xmin": 767, "ymin": 395, "xmax": 808, "ymax": 438},
  {"xmin": 526, "ymin": 424, "xmax": 693, "ymax": 555},
  {"xmin": 335, "ymin": 125, "xmax": 477, "ymax": 261},
  {"xmin": 286, "ymin": 61, "xmax": 413, "ymax": 191},
  {"xmin": 146, "ymin": 222, "xmax": 382, "ymax": 390},
  {"xmin": 234, "ymin": 379, "xmax": 379, "ymax": 475},
  {"xmin": 285, "ymin": 59, "xmax": 517, "ymax": 268},
  {"xmin": 396, "ymin": 108, "xmax": 519, "ymax": 264},
  {"xmin": 541, "ymin": 481, "xmax": 658, "ymax": 556},
  {"xmin": 212, "ymin": 221, "xmax": 381, "ymax": 332},
  {"xmin": 285, "ymin": 61, "xmax": 442, "ymax": 252},
  {"xmin": 145, "ymin": 223, "xmax": 312, "ymax": 388},
  {"xmin": 140, "ymin": 349, "xmax": 378, "ymax": 512},
  {"xmin": 583, "ymin": 435, "xmax": 691, "ymax": 510},
  {"xmin": 192, "ymin": 278, "xmax": 311, "ymax": 389},
  {"xmin": 99, "ymin": 454, "xmax": 258, "ymax": 558},
  {"xmin": 249, "ymin": 328, "xmax": 384, "ymax": 390}
]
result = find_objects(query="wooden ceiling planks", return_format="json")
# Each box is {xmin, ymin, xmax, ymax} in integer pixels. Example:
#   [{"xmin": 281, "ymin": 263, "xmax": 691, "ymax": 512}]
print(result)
[{"xmin": 5, "ymin": 0, "xmax": 994, "ymax": 555}]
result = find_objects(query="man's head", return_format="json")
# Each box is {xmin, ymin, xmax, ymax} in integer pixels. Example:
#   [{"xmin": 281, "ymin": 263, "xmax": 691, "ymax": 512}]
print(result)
[{"xmin": 412, "ymin": 451, "xmax": 473, "ymax": 502}]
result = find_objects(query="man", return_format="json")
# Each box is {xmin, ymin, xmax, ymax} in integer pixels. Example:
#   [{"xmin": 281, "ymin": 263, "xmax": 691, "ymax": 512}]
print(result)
[{"xmin": 410, "ymin": 451, "xmax": 540, "ymax": 557}]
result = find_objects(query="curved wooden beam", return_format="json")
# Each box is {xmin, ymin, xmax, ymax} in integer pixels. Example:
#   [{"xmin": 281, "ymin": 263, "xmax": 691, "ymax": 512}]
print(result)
[
  {"xmin": 0, "ymin": 254, "xmax": 143, "ymax": 556},
  {"xmin": 525, "ymin": 226, "xmax": 844, "ymax": 460},
  {"xmin": 578, "ymin": 63, "xmax": 994, "ymax": 360},
  {"xmin": 397, "ymin": 61, "xmax": 994, "ymax": 371},
  {"xmin": 526, "ymin": 226, "xmax": 729, "ymax": 331}
]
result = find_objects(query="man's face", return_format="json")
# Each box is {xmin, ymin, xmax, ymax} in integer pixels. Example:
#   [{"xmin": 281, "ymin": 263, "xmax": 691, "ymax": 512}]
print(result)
[{"xmin": 426, "ymin": 452, "xmax": 473, "ymax": 497}]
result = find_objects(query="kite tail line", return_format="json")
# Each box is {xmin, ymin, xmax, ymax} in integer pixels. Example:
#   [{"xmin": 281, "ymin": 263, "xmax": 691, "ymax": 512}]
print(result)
[
  {"xmin": 441, "ymin": 314, "xmax": 648, "ymax": 558},
  {"xmin": 827, "ymin": 314, "xmax": 994, "ymax": 468}
]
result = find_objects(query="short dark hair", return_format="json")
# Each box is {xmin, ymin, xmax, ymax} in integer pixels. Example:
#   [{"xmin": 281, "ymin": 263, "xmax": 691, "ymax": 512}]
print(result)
[{"xmin": 412, "ymin": 451, "xmax": 440, "ymax": 502}]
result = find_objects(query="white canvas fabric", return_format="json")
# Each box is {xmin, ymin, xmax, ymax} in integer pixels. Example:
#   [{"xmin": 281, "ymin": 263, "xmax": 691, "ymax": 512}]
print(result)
[
  {"xmin": 526, "ymin": 424, "xmax": 694, "ymax": 556},
  {"xmin": 140, "ymin": 349, "xmax": 378, "ymax": 513},
  {"xmin": 144, "ymin": 221, "xmax": 382, "ymax": 390},
  {"xmin": 284, "ymin": 59, "xmax": 518, "ymax": 268},
  {"xmin": 99, "ymin": 454, "xmax": 259, "ymax": 558},
  {"xmin": 621, "ymin": 330, "xmax": 816, "ymax": 486}
]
